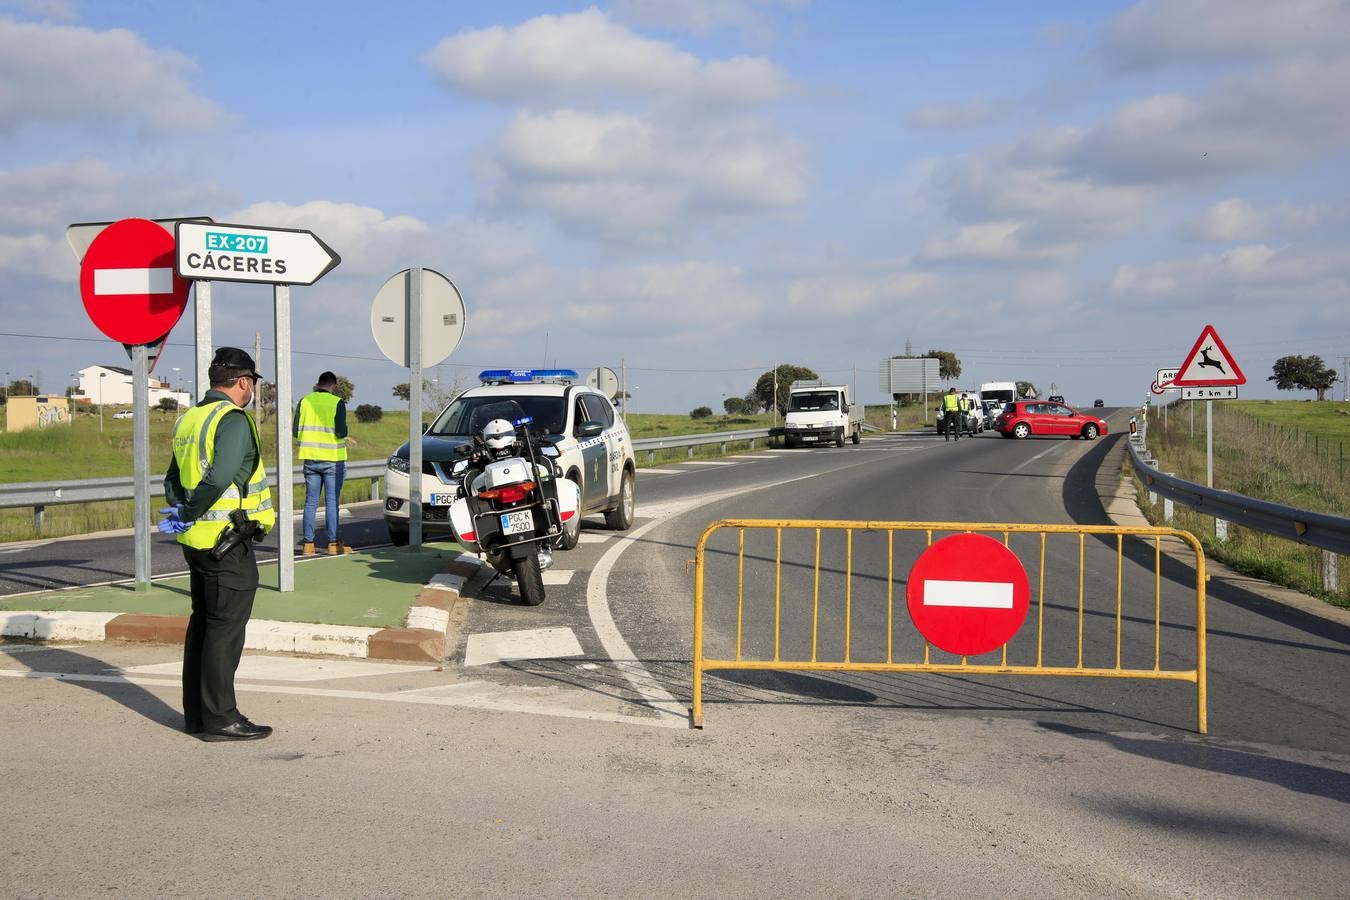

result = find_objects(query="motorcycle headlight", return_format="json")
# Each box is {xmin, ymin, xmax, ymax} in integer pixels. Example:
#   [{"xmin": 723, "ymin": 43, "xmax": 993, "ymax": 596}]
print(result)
[
  {"xmin": 451, "ymin": 459, "xmax": 469, "ymax": 476},
  {"xmin": 387, "ymin": 455, "xmax": 409, "ymax": 474}
]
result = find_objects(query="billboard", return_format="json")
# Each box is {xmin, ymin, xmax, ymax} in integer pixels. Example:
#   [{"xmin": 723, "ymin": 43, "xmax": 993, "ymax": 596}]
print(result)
[{"xmin": 879, "ymin": 357, "xmax": 941, "ymax": 394}]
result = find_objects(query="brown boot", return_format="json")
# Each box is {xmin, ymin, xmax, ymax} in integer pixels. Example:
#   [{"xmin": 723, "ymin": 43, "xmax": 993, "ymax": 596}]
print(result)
[
  {"xmin": 327, "ymin": 542, "xmax": 340, "ymax": 556},
  {"xmin": 301, "ymin": 542, "xmax": 315, "ymax": 557}
]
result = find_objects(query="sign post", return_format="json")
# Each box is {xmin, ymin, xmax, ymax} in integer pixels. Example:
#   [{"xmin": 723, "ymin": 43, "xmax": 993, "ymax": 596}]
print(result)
[
  {"xmin": 1174, "ymin": 325, "xmax": 1246, "ymax": 490},
  {"xmin": 176, "ymin": 220, "xmax": 341, "ymax": 591},
  {"xmin": 76, "ymin": 217, "xmax": 194, "ymax": 589},
  {"xmin": 371, "ymin": 268, "xmax": 467, "ymax": 550},
  {"xmin": 906, "ymin": 534, "xmax": 1030, "ymax": 657}
]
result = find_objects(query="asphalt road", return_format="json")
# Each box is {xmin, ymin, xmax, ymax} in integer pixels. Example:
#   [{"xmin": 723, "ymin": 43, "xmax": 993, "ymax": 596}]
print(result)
[{"xmin": 4, "ymin": 414, "xmax": 1348, "ymax": 896}]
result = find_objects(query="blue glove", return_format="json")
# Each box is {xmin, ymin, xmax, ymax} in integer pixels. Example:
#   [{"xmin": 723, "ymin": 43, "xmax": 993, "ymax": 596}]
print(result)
[{"xmin": 156, "ymin": 506, "xmax": 194, "ymax": 535}]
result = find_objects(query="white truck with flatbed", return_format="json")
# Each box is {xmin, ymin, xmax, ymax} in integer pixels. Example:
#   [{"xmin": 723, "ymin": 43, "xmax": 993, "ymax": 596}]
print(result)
[{"xmin": 781, "ymin": 382, "xmax": 864, "ymax": 447}]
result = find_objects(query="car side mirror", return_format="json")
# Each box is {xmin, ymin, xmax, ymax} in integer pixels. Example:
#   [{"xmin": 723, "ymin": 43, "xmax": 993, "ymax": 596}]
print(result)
[
  {"xmin": 576, "ymin": 421, "xmax": 604, "ymax": 438},
  {"xmin": 421, "ymin": 422, "xmax": 431, "ymax": 434}
]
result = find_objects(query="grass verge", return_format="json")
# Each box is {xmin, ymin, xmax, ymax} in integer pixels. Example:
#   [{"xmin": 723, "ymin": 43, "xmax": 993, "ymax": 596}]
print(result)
[{"xmin": 1134, "ymin": 400, "xmax": 1348, "ymax": 609}]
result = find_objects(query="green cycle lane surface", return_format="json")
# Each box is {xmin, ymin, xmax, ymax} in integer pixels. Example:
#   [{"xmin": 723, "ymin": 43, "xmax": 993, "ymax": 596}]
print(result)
[{"xmin": 0, "ymin": 547, "xmax": 460, "ymax": 627}]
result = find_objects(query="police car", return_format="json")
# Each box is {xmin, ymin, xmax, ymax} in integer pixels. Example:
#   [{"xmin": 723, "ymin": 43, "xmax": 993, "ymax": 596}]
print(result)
[{"xmin": 383, "ymin": 369, "xmax": 636, "ymax": 549}]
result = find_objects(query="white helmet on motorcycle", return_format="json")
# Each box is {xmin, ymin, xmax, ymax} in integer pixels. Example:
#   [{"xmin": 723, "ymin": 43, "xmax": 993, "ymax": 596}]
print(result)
[{"xmin": 481, "ymin": 418, "xmax": 516, "ymax": 452}]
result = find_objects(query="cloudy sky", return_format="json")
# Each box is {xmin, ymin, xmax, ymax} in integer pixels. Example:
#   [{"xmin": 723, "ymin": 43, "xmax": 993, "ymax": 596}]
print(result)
[{"xmin": 3, "ymin": 0, "xmax": 1347, "ymax": 413}]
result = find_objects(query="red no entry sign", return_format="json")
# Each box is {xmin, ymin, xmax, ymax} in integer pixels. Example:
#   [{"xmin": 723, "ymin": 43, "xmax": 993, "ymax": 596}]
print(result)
[
  {"xmin": 906, "ymin": 533, "xmax": 1031, "ymax": 657},
  {"xmin": 79, "ymin": 217, "xmax": 191, "ymax": 345}
]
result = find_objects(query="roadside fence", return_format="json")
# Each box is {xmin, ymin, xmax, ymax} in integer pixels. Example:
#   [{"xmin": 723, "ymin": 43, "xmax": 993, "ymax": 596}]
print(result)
[{"xmin": 691, "ymin": 519, "xmax": 1209, "ymax": 732}]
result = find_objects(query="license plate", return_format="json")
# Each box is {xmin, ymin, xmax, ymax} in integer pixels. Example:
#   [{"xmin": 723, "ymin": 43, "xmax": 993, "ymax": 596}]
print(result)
[
  {"xmin": 500, "ymin": 510, "xmax": 533, "ymax": 536},
  {"xmin": 803, "ymin": 436, "xmax": 817, "ymax": 442},
  {"xmin": 430, "ymin": 493, "xmax": 455, "ymax": 506}
]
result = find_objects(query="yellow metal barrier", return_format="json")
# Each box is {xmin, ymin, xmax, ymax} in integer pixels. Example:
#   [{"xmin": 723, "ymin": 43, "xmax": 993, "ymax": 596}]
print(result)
[{"xmin": 692, "ymin": 520, "xmax": 1207, "ymax": 732}]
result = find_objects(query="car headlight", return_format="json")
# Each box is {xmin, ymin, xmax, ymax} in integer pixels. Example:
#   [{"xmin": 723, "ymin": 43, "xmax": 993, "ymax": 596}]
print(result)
[{"xmin": 387, "ymin": 455, "xmax": 409, "ymax": 474}]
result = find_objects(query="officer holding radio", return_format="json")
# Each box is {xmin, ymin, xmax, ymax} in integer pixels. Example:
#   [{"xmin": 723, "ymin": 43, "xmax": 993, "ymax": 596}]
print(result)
[{"xmin": 159, "ymin": 348, "xmax": 276, "ymax": 741}]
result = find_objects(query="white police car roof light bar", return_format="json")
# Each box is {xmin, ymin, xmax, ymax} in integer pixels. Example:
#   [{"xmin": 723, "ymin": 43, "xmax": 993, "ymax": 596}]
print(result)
[{"xmin": 478, "ymin": 368, "xmax": 579, "ymax": 385}]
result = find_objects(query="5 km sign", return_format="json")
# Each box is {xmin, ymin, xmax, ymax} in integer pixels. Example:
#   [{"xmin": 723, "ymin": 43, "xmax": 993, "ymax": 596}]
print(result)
[{"xmin": 176, "ymin": 221, "xmax": 340, "ymax": 285}]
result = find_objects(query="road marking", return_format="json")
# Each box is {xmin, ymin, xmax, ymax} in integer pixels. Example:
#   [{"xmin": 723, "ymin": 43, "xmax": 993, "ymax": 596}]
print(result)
[
  {"xmin": 1, "ymin": 644, "xmax": 80, "ymax": 655},
  {"xmin": 0, "ymin": 668, "xmax": 681, "ymax": 729},
  {"xmin": 923, "ymin": 579, "xmax": 1014, "ymax": 609},
  {"xmin": 543, "ymin": 569, "xmax": 574, "ymax": 586},
  {"xmin": 638, "ymin": 468, "xmax": 685, "ymax": 475},
  {"xmin": 578, "ymin": 533, "xmax": 612, "ymax": 544},
  {"xmin": 464, "ymin": 627, "xmax": 583, "ymax": 667},
  {"xmin": 681, "ymin": 460, "xmax": 737, "ymax": 466},
  {"xmin": 94, "ymin": 267, "xmax": 174, "ymax": 295},
  {"xmin": 112, "ymin": 656, "xmax": 435, "ymax": 682}
]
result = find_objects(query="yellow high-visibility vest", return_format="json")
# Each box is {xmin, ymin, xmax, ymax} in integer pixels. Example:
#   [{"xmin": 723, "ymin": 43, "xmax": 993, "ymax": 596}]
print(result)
[
  {"xmin": 296, "ymin": 391, "xmax": 346, "ymax": 461},
  {"xmin": 171, "ymin": 401, "xmax": 275, "ymax": 550},
  {"xmin": 942, "ymin": 394, "xmax": 960, "ymax": 412}
]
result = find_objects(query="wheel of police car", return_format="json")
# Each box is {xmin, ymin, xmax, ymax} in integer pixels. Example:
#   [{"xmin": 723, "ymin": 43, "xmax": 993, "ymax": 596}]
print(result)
[
  {"xmin": 605, "ymin": 468, "xmax": 635, "ymax": 530},
  {"xmin": 557, "ymin": 473, "xmax": 582, "ymax": 550}
]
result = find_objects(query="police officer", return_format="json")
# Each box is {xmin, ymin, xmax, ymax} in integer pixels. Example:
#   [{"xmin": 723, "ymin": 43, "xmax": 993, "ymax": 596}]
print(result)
[
  {"xmin": 294, "ymin": 370, "xmax": 349, "ymax": 556},
  {"xmin": 941, "ymin": 388, "xmax": 963, "ymax": 442},
  {"xmin": 159, "ymin": 348, "xmax": 275, "ymax": 741}
]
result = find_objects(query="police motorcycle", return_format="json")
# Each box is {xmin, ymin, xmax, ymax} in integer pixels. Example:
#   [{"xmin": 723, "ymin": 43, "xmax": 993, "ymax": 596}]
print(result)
[{"xmin": 445, "ymin": 403, "xmax": 580, "ymax": 606}]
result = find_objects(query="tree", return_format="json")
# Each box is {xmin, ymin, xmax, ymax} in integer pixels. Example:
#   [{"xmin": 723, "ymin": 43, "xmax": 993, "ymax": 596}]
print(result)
[
  {"xmin": 723, "ymin": 396, "xmax": 750, "ymax": 415},
  {"xmin": 7, "ymin": 379, "xmax": 35, "ymax": 398},
  {"xmin": 1269, "ymin": 355, "xmax": 1337, "ymax": 400},
  {"xmin": 690, "ymin": 406, "xmax": 713, "ymax": 419},
  {"xmin": 333, "ymin": 375, "xmax": 355, "ymax": 401},
  {"xmin": 157, "ymin": 397, "xmax": 179, "ymax": 412},
  {"xmin": 353, "ymin": 404, "xmax": 383, "ymax": 423},
  {"xmin": 1016, "ymin": 381, "xmax": 1039, "ymax": 399},
  {"xmin": 392, "ymin": 383, "xmax": 410, "ymax": 402},
  {"xmin": 751, "ymin": 364, "xmax": 818, "ymax": 415},
  {"xmin": 256, "ymin": 381, "xmax": 276, "ymax": 422},
  {"xmin": 924, "ymin": 349, "xmax": 961, "ymax": 382}
]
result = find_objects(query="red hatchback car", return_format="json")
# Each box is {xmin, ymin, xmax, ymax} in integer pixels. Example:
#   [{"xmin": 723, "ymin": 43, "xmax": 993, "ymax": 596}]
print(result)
[{"xmin": 993, "ymin": 400, "xmax": 1108, "ymax": 440}]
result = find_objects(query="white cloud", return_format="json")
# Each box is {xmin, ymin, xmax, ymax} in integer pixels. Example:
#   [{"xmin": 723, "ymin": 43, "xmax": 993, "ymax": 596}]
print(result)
[
  {"xmin": 0, "ymin": 16, "xmax": 227, "ymax": 135},
  {"xmin": 229, "ymin": 201, "xmax": 430, "ymax": 276},
  {"xmin": 422, "ymin": 7, "xmax": 789, "ymax": 106},
  {"xmin": 487, "ymin": 109, "xmax": 806, "ymax": 243},
  {"xmin": 611, "ymin": 0, "xmax": 798, "ymax": 38},
  {"xmin": 1104, "ymin": 0, "xmax": 1350, "ymax": 71},
  {"xmin": 906, "ymin": 97, "xmax": 999, "ymax": 131},
  {"xmin": 0, "ymin": 0, "xmax": 76, "ymax": 22},
  {"xmin": 1184, "ymin": 197, "xmax": 1339, "ymax": 241},
  {"xmin": 1109, "ymin": 243, "xmax": 1350, "ymax": 308},
  {"xmin": 782, "ymin": 268, "xmax": 936, "ymax": 316},
  {"xmin": 1049, "ymin": 56, "xmax": 1350, "ymax": 183},
  {"xmin": 919, "ymin": 221, "xmax": 1070, "ymax": 265}
]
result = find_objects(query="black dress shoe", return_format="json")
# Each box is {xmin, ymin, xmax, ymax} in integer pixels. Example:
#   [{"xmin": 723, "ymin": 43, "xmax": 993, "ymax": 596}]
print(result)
[{"xmin": 200, "ymin": 718, "xmax": 272, "ymax": 742}]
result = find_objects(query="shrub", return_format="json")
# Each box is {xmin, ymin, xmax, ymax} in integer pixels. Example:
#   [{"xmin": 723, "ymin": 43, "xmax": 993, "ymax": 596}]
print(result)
[
  {"xmin": 156, "ymin": 397, "xmax": 179, "ymax": 412},
  {"xmin": 690, "ymin": 406, "xmax": 713, "ymax": 419},
  {"xmin": 354, "ymin": 404, "xmax": 383, "ymax": 423}
]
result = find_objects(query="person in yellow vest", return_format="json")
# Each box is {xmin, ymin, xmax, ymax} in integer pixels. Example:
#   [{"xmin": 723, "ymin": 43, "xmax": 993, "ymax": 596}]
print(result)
[
  {"xmin": 159, "ymin": 348, "xmax": 275, "ymax": 742},
  {"xmin": 941, "ymin": 387, "xmax": 966, "ymax": 442},
  {"xmin": 294, "ymin": 371, "xmax": 350, "ymax": 556}
]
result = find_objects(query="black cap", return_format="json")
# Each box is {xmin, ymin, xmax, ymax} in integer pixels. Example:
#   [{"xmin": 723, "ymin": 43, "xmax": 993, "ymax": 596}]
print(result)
[{"xmin": 209, "ymin": 347, "xmax": 262, "ymax": 382}]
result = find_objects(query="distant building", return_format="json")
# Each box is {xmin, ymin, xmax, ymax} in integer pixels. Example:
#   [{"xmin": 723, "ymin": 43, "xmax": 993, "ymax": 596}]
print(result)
[
  {"xmin": 73, "ymin": 365, "xmax": 191, "ymax": 409},
  {"xmin": 6, "ymin": 396, "xmax": 70, "ymax": 432}
]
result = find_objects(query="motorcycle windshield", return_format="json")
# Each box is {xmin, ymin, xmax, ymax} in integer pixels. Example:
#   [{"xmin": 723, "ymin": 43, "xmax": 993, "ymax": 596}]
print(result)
[{"xmin": 430, "ymin": 397, "xmax": 567, "ymax": 437}]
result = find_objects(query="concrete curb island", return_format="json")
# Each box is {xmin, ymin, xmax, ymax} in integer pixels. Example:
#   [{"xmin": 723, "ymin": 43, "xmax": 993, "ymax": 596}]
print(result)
[{"xmin": 0, "ymin": 553, "xmax": 484, "ymax": 662}]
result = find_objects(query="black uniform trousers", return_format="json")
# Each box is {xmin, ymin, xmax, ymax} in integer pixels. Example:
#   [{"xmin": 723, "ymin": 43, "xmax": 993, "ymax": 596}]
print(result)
[{"xmin": 181, "ymin": 540, "xmax": 259, "ymax": 731}]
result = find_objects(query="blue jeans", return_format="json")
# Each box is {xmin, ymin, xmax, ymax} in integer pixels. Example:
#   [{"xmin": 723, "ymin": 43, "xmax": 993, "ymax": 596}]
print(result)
[{"xmin": 302, "ymin": 460, "xmax": 345, "ymax": 544}]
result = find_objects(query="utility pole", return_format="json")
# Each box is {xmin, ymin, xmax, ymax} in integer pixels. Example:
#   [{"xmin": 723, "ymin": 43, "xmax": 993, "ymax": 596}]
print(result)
[{"xmin": 1342, "ymin": 356, "xmax": 1348, "ymax": 402}]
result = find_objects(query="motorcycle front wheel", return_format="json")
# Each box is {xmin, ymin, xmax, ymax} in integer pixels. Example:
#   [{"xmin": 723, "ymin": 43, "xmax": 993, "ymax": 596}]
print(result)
[{"xmin": 514, "ymin": 550, "xmax": 545, "ymax": 606}]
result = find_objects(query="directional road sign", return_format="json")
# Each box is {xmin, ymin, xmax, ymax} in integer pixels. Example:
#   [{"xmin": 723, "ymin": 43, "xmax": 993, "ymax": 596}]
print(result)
[
  {"xmin": 67, "ymin": 217, "xmax": 211, "ymax": 263},
  {"xmin": 1173, "ymin": 325, "xmax": 1245, "ymax": 386},
  {"xmin": 371, "ymin": 267, "xmax": 466, "ymax": 368},
  {"xmin": 79, "ymin": 218, "xmax": 192, "ymax": 345},
  {"xmin": 906, "ymin": 533, "xmax": 1030, "ymax": 657},
  {"xmin": 175, "ymin": 221, "xmax": 340, "ymax": 285}
]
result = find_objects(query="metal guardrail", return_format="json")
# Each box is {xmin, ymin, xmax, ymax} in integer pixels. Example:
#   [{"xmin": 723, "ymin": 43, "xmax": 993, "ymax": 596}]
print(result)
[
  {"xmin": 0, "ymin": 428, "xmax": 778, "ymax": 528},
  {"xmin": 0, "ymin": 460, "xmax": 388, "ymax": 532},
  {"xmin": 631, "ymin": 428, "xmax": 773, "ymax": 461},
  {"xmin": 1127, "ymin": 438, "xmax": 1350, "ymax": 556}
]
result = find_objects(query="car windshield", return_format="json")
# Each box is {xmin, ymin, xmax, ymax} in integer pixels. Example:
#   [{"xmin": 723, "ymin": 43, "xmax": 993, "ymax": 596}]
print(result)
[
  {"xmin": 788, "ymin": 391, "xmax": 839, "ymax": 411},
  {"xmin": 428, "ymin": 395, "xmax": 567, "ymax": 437}
]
